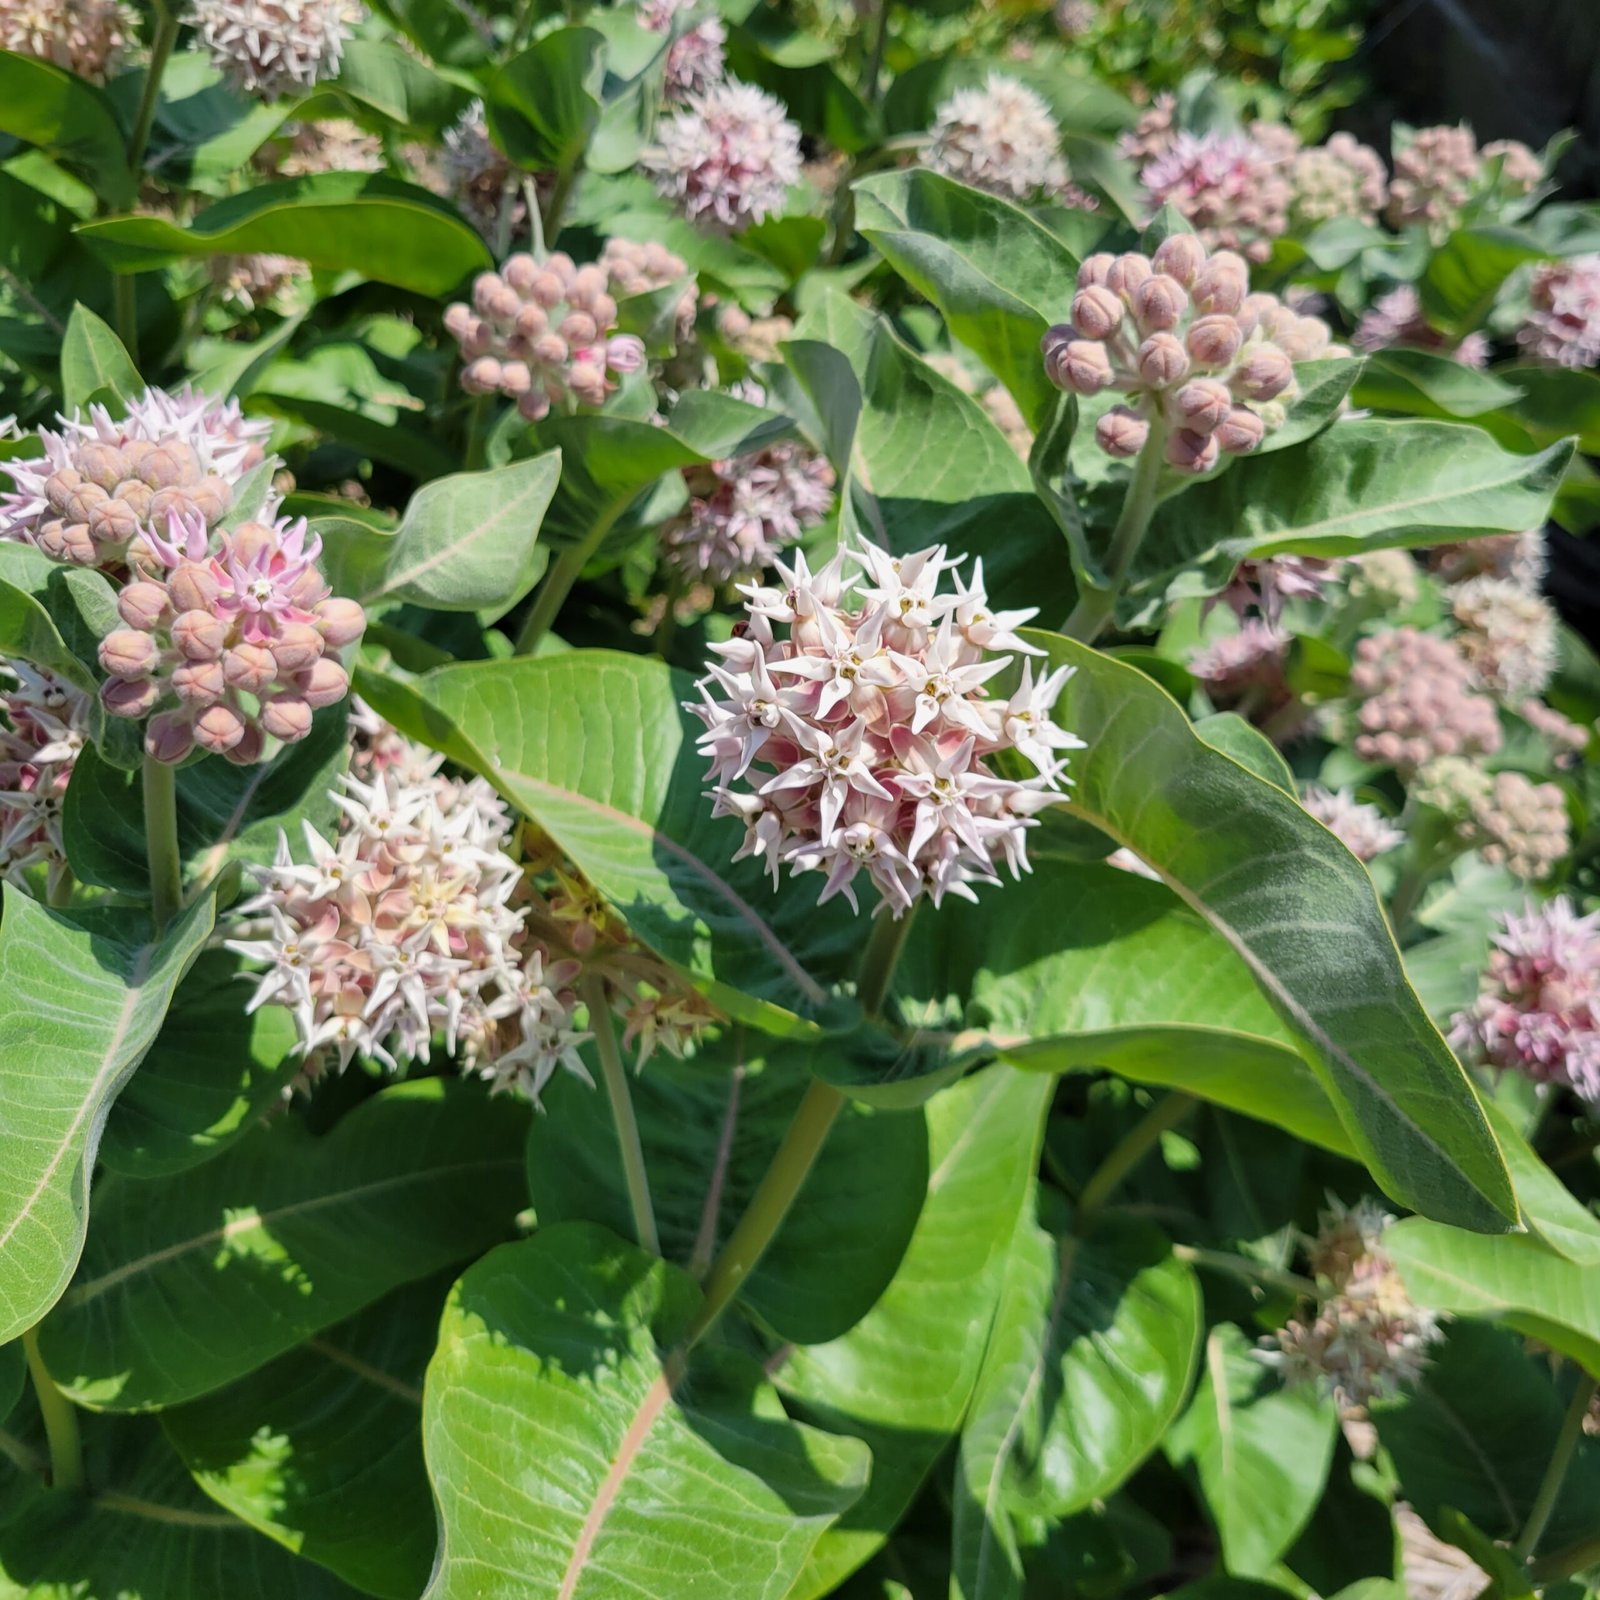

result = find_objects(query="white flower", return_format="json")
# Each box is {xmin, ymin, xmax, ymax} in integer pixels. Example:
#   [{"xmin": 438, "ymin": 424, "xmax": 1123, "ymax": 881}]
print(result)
[
  {"xmin": 1300, "ymin": 785, "xmax": 1404, "ymax": 862},
  {"xmin": 925, "ymin": 73, "xmax": 1070, "ymax": 202},
  {"xmin": 1451, "ymin": 574, "xmax": 1558, "ymax": 700},
  {"xmin": 0, "ymin": 0, "xmax": 134, "ymax": 81},
  {"xmin": 188, "ymin": 0, "xmax": 361, "ymax": 99},
  {"xmin": 638, "ymin": 0, "xmax": 726, "ymax": 100}
]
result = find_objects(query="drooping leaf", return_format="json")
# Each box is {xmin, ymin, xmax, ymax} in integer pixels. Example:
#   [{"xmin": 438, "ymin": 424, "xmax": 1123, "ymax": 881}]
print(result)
[
  {"xmin": 421, "ymin": 1222, "xmax": 870, "ymax": 1599},
  {"xmin": 1166, "ymin": 1324, "xmax": 1339, "ymax": 1577},
  {"xmin": 0, "ymin": 52, "xmax": 133, "ymax": 207},
  {"xmin": 1350, "ymin": 348, "xmax": 1524, "ymax": 420},
  {"xmin": 952, "ymin": 1213, "xmax": 1202, "ymax": 1600},
  {"xmin": 162, "ymin": 1280, "xmax": 444, "ymax": 1600},
  {"xmin": 316, "ymin": 452, "xmax": 561, "ymax": 618},
  {"xmin": 59, "ymin": 303, "xmax": 140, "ymax": 412},
  {"xmin": 0, "ymin": 889, "xmax": 214, "ymax": 1347},
  {"xmin": 1022, "ymin": 630, "xmax": 1516, "ymax": 1233},
  {"xmin": 77, "ymin": 173, "xmax": 491, "ymax": 296},
  {"xmin": 37, "ymin": 1079, "xmax": 531, "ymax": 1409},
  {"xmin": 310, "ymin": 37, "xmax": 473, "ymax": 134},
  {"xmin": 776, "ymin": 1065, "xmax": 1054, "ymax": 1599},
  {"xmin": 483, "ymin": 28, "xmax": 605, "ymax": 172}
]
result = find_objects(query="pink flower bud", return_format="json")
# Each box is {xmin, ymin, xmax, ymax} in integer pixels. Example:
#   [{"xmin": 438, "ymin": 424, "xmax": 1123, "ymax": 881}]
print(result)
[
  {"xmin": 224, "ymin": 723, "xmax": 266, "ymax": 765},
  {"xmin": 223, "ymin": 643, "xmax": 277, "ymax": 693},
  {"xmin": 76, "ymin": 443, "xmax": 126, "ymax": 490},
  {"xmin": 37, "ymin": 521, "xmax": 95, "ymax": 564},
  {"xmin": 88, "ymin": 499, "xmax": 142, "ymax": 549},
  {"xmin": 295, "ymin": 657, "xmax": 350, "ymax": 709},
  {"xmin": 1136, "ymin": 332, "xmax": 1189, "ymax": 389},
  {"xmin": 193, "ymin": 702, "xmax": 246, "ymax": 754},
  {"xmin": 1186, "ymin": 314, "xmax": 1244, "ymax": 369},
  {"xmin": 531, "ymin": 272, "xmax": 567, "ymax": 309},
  {"xmin": 145, "ymin": 712, "xmax": 195, "ymax": 764},
  {"xmin": 444, "ymin": 303, "xmax": 474, "ymax": 341},
  {"xmin": 503, "ymin": 253, "xmax": 540, "ymax": 294},
  {"xmin": 148, "ymin": 488, "xmax": 199, "ymax": 529},
  {"xmin": 313, "ymin": 597, "xmax": 366, "ymax": 648},
  {"xmin": 568, "ymin": 361, "xmax": 606, "ymax": 406},
  {"xmin": 1231, "ymin": 345, "xmax": 1294, "ymax": 402},
  {"xmin": 499, "ymin": 360, "xmax": 533, "ymax": 397},
  {"xmin": 1132, "ymin": 274, "xmax": 1188, "ymax": 333},
  {"xmin": 462, "ymin": 358, "xmax": 503, "ymax": 394},
  {"xmin": 118, "ymin": 581, "xmax": 169, "ymax": 632},
  {"xmin": 514, "ymin": 304, "xmax": 549, "ymax": 341},
  {"xmin": 560, "ymin": 312, "xmax": 598, "ymax": 346},
  {"xmin": 485, "ymin": 284, "xmax": 521, "ymax": 322},
  {"xmin": 100, "ymin": 629, "xmax": 160, "ymax": 678},
  {"xmin": 1071, "ymin": 285, "xmax": 1123, "ymax": 340},
  {"xmin": 472, "ymin": 273, "xmax": 506, "ymax": 315},
  {"xmin": 269, "ymin": 622, "xmax": 325, "ymax": 673},
  {"xmin": 1191, "ymin": 258, "xmax": 1248, "ymax": 316},
  {"xmin": 138, "ymin": 441, "xmax": 200, "ymax": 490},
  {"xmin": 1215, "ymin": 406, "xmax": 1266, "ymax": 454},
  {"xmin": 518, "ymin": 392, "xmax": 552, "ymax": 423},
  {"xmin": 606, "ymin": 335, "xmax": 646, "ymax": 374},
  {"xmin": 189, "ymin": 477, "xmax": 232, "ymax": 524},
  {"xmin": 533, "ymin": 333, "xmax": 569, "ymax": 366},
  {"xmin": 171, "ymin": 609, "xmax": 227, "ymax": 661},
  {"xmin": 1077, "ymin": 252, "xmax": 1116, "ymax": 288},
  {"xmin": 171, "ymin": 659, "xmax": 227, "ymax": 704},
  {"xmin": 1095, "ymin": 406, "xmax": 1150, "ymax": 458},
  {"xmin": 101, "ymin": 675, "xmax": 160, "ymax": 718},
  {"xmin": 57, "ymin": 480, "xmax": 108, "ymax": 525},
  {"xmin": 259, "ymin": 694, "xmax": 313, "ymax": 741},
  {"xmin": 1173, "ymin": 379, "xmax": 1234, "ymax": 434},
  {"xmin": 1165, "ymin": 427, "xmax": 1220, "ymax": 473},
  {"xmin": 1105, "ymin": 253, "xmax": 1153, "ymax": 300},
  {"xmin": 1047, "ymin": 338, "xmax": 1114, "ymax": 395},
  {"xmin": 168, "ymin": 562, "xmax": 220, "ymax": 613},
  {"xmin": 1151, "ymin": 232, "xmax": 1206, "ymax": 286}
]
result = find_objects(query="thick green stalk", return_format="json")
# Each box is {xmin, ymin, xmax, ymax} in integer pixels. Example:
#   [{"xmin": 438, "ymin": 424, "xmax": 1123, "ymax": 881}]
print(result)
[
  {"xmin": 1062, "ymin": 418, "xmax": 1169, "ymax": 644},
  {"xmin": 515, "ymin": 494, "xmax": 628, "ymax": 654},
  {"xmin": 22, "ymin": 1329, "xmax": 82, "ymax": 1494},
  {"xmin": 1172, "ymin": 1243, "xmax": 1317, "ymax": 1300},
  {"xmin": 856, "ymin": 904, "xmax": 915, "ymax": 1017},
  {"xmin": 142, "ymin": 754, "xmax": 182, "ymax": 933},
  {"xmin": 582, "ymin": 976, "xmax": 660, "ymax": 1257},
  {"xmin": 1513, "ymin": 1371, "xmax": 1598, "ymax": 1562},
  {"xmin": 1073, "ymin": 1092, "xmax": 1195, "ymax": 1227},
  {"xmin": 540, "ymin": 163, "xmax": 579, "ymax": 249}
]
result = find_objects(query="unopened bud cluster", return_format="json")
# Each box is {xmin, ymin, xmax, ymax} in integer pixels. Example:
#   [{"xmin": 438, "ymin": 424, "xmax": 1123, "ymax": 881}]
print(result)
[
  {"xmin": 1187, "ymin": 620, "xmax": 1292, "ymax": 722},
  {"xmin": 599, "ymin": 237, "xmax": 698, "ymax": 343},
  {"xmin": 1269, "ymin": 1198, "xmax": 1440, "ymax": 1409},
  {"xmin": 1043, "ymin": 236, "xmax": 1335, "ymax": 473},
  {"xmin": 1348, "ymin": 627, "xmax": 1501, "ymax": 773},
  {"xmin": 1219, "ymin": 554, "xmax": 1344, "ymax": 624},
  {"xmin": 1353, "ymin": 285, "xmax": 1488, "ymax": 368},
  {"xmin": 1450, "ymin": 897, "xmax": 1600, "ymax": 1101},
  {"xmin": 1289, "ymin": 134, "xmax": 1388, "ymax": 229},
  {"xmin": 98, "ymin": 515, "xmax": 364, "ymax": 765},
  {"xmin": 0, "ymin": 662, "xmax": 89, "ymax": 893},
  {"xmin": 688, "ymin": 546, "xmax": 1080, "ymax": 916},
  {"xmin": 1138, "ymin": 132, "xmax": 1290, "ymax": 263},
  {"xmin": 446, "ymin": 250, "xmax": 647, "ymax": 423},
  {"xmin": 1386, "ymin": 124, "xmax": 1540, "ymax": 240},
  {"xmin": 1416, "ymin": 759, "xmax": 1569, "ymax": 881}
]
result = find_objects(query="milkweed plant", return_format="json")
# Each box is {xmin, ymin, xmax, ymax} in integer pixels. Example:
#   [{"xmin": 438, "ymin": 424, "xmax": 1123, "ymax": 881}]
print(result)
[{"xmin": 0, "ymin": 2, "xmax": 1597, "ymax": 1597}]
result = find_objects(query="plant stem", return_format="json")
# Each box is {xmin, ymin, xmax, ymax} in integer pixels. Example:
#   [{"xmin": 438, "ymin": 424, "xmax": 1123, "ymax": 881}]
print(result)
[
  {"xmin": 1172, "ymin": 1243, "xmax": 1317, "ymax": 1300},
  {"xmin": 686, "ymin": 1076, "xmax": 845, "ymax": 1347},
  {"xmin": 1513, "ymin": 1370, "xmax": 1598, "ymax": 1562},
  {"xmin": 142, "ymin": 754, "xmax": 182, "ymax": 934},
  {"xmin": 582, "ymin": 976, "xmax": 660, "ymax": 1257},
  {"xmin": 463, "ymin": 391, "xmax": 490, "ymax": 472},
  {"xmin": 113, "ymin": 274, "xmax": 139, "ymax": 366},
  {"xmin": 1531, "ymin": 1535, "xmax": 1600, "ymax": 1585},
  {"xmin": 864, "ymin": 0, "xmax": 892, "ymax": 106},
  {"xmin": 516, "ymin": 491, "xmax": 629, "ymax": 654},
  {"xmin": 127, "ymin": 0, "xmax": 179, "ymax": 178},
  {"xmin": 857, "ymin": 905, "xmax": 915, "ymax": 1017},
  {"xmin": 540, "ymin": 163, "xmax": 579, "ymax": 249},
  {"xmin": 21, "ymin": 1329, "xmax": 82, "ymax": 1494},
  {"xmin": 1073, "ymin": 1092, "xmax": 1194, "ymax": 1228},
  {"xmin": 1061, "ymin": 418, "xmax": 1169, "ymax": 644}
]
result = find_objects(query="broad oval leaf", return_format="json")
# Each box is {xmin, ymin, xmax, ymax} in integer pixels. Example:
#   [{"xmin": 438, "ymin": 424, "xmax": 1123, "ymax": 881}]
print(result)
[
  {"xmin": 1420, "ymin": 225, "xmax": 1548, "ymax": 337},
  {"xmin": 1025, "ymin": 630, "xmax": 1515, "ymax": 1232},
  {"xmin": 37, "ymin": 1079, "xmax": 531, "ymax": 1409},
  {"xmin": 77, "ymin": 173, "xmax": 491, "ymax": 296},
  {"xmin": 1350, "ymin": 348, "xmax": 1525, "ymax": 421},
  {"xmin": 0, "ymin": 51, "xmax": 133, "ymax": 207},
  {"xmin": 0, "ymin": 888, "xmax": 214, "ymax": 1346},
  {"xmin": 483, "ymin": 28, "xmax": 605, "ymax": 172},
  {"xmin": 59, "ymin": 303, "xmax": 140, "ymax": 413},
  {"xmin": 421, "ymin": 1221, "xmax": 870, "ymax": 1599}
]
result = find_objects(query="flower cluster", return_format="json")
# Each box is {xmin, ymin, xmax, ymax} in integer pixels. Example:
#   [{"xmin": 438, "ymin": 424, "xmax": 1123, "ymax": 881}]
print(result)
[
  {"xmin": 1220, "ymin": 554, "xmax": 1344, "ymax": 624},
  {"xmin": 688, "ymin": 545, "xmax": 1079, "ymax": 916},
  {"xmin": 1043, "ymin": 235, "xmax": 1336, "ymax": 473},
  {"xmin": 638, "ymin": 0, "xmax": 726, "ymax": 101},
  {"xmin": 1386, "ymin": 125, "xmax": 1540, "ymax": 240},
  {"xmin": 1345, "ymin": 548, "xmax": 1422, "ymax": 611},
  {"xmin": 1289, "ymin": 133, "xmax": 1388, "ymax": 229},
  {"xmin": 0, "ymin": 388, "xmax": 271, "ymax": 571},
  {"xmin": 644, "ymin": 82, "xmax": 802, "ymax": 231},
  {"xmin": 661, "ymin": 425, "xmax": 835, "ymax": 583},
  {"xmin": 1118, "ymin": 93, "xmax": 1176, "ymax": 166},
  {"xmin": 188, "ymin": 0, "xmax": 360, "ymax": 99},
  {"xmin": 1269, "ymin": 1198, "xmax": 1440, "ymax": 1409},
  {"xmin": 1301, "ymin": 784, "xmax": 1404, "ymax": 862},
  {"xmin": 925, "ymin": 74, "xmax": 1090, "ymax": 207},
  {"xmin": 445, "ymin": 251, "xmax": 647, "ymax": 423},
  {"xmin": 0, "ymin": 0, "xmax": 134, "ymax": 80},
  {"xmin": 1348, "ymin": 627, "xmax": 1501, "ymax": 773},
  {"xmin": 1517, "ymin": 256, "xmax": 1600, "ymax": 370},
  {"xmin": 1451, "ymin": 575, "xmax": 1557, "ymax": 700},
  {"xmin": 211, "ymin": 252, "xmax": 308, "ymax": 311},
  {"xmin": 97, "ymin": 515, "xmax": 364, "ymax": 765},
  {"xmin": 1139, "ymin": 131, "xmax": 1290, "ymax": 263},
  {"xmin": 1450, "ymin": 897, "xmax": 1600, "ymax": 1100},
  {"xmin": 436, "ymin": 101, "xmax": 525, "ymax": 239},
  {"xmin": 599, "ymin": 237, "xmax": 697, "ymax": 344},
  {"xmin": 0, "ymin": 662, "xmax": 89, "ymax": 893},
  {"xmin": 1417, "ymin": 760, "xmax": 1569, "ymax": 881},
  {"xmin": 1353, "ymin": 284, "xmax": 1489, "ymax": 368},
  {"xmin": 1428, "ymin": 527, "xmax": 1546, "ymax": 592},
  {"xmin": 261, "ymin": 117, "xmax": 383, "ymax": 178},
  {"xmin": 1519, "ymin": 696, "xmax": 1590, "ymax": 761}
]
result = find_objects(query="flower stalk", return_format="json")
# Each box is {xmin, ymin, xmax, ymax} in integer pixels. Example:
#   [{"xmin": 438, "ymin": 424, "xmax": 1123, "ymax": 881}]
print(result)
[
  {"xmin": 22, "ymin": 1328, "xmax": 82, "ymax": 1494},
  {"xmin": 1073, "ymin": 1091, "xmax": 1194, "ymax": 1227},
  {"xmin": 142, "ymin": 753, "xmax": 182, "ymax": 933},
  {"xmin": 1513, "ymin": 1370, "xmax": 1598, "ymax": 1562},
  {"xmin": 583, "ymin": 974, "xmax": 660, "ymax": 1257}
]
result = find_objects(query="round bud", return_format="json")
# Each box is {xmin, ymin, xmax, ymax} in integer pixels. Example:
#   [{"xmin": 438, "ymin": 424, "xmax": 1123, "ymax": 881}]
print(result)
[
  {"xmin": 517, "ymin": 392, "xmax": 552, "ymax": 423},
  {"xmin": 1172, "ymin": 378, "xmax": 1234, "ymax": 434},
  {"xmin": 1132, "ymin": 274, "xmax": 1188, "ymax": 334},
  {"xmin": 1077, "ymin": 252, "xmax": 1116, "ymax": 288},
  {"xmin": 1191, "ymin": 259, "xmax": 1248, "ymax": 316},
  {"xmin": 224, "ymin": 723, "xmax": 266, "ymax": 766},
  {"xmin": 571, "ymin": 264, "xmax": 607, "ymax": 303},
  {"xmin": 295, "ymin": 657, "xmax": 350, "ymax": 709},
  {"xmin": 38, "ymin": 521, "xmax": 95, "ymax": 565},
  {"xmin": 189, "ymin": 477, "xmax": 232, "ymax": 524},
  {"xmin": 145, "ymin": 713, "xmax": 195, "ymax": 764},
  {"xmin": 1095, "ymin": 406, "xmax": 1150, "ymax": 458},
  {"xmin": 171, "ymin": 610, "xmax": 227, "ymax": 661},
  {"xmin": 499, "ymin": 360, "xmax": 533, "ymax": 397},
  {"xmin": 1186, "ymin": 313, "xmax": 1244, "ymax": 369},
  {"xmin": 1235, "ymin": 292, "xmax": 1278, "ymax": 338},
  {"xmin": 1165, "ymin": 427, "xmax": 1221, "ymax": 473},
  {"xmin": 568, "ymin": 361, "xmax": 606, "ymax": 406},
  {"xmin": 171, "ymin": 659, "xmax": 227, "ymax": 704},
  {"xmin": 485, "ymin": 284, "xmax": 521, "ymax": 323},
  {"xmin": 1279, "ymin": 315, "xmax": 1332, "ymax": 362},
  {"xmin": 502, "ymin": 253, "xmax": 539, "ymax": 294},
  {"xmin": 118, "ymin": 581, "xmax": 169, "ymax": 632},
  {"xmin": 222, "ymin": 643, "xmax": 277, "ymax": 694},
  {"xmin": 1151, "ymin": 232, "xmax": 1207, "ymax": 286},
  {"xmin": 560, "ymin": 312, "xmax": 598, "ymax": 347},
  {"xmin": 1070, "ymin": 285, "xmax": 1123, "ymax": 340},
  {"xmin": 1135, "ymin": 332, "xmax": 1189, "ymax": 389},
  {"xmin": 443, "ymin": 303, "xmax": 474, "ymax": 341},
  {"xmin": 532, "ymin": 333, "xmax": 569, "ymax": 367},
  {"xmin": 471, "ymin": 273, "xmax": 506, "ymax": 315},
  {"xmin": 76, "ymin": 443, "xmax": 126, "ymax": 490},
  {"xmin": 269, "ymin": 622, "xmax": 324, "ymax": 674},
  {"xmin": 514, "ymin": 304, "xmax": 549, "ymax": 341},
  {"xmin": 1105, "ymin": 253, "xmax": 1153, "ymax": 300},
  {"xmin": 1231, "ymin": 345, "xmax": 1295, "ymax": 402},
  {"xmin": 44, "ymin": 469, "xmax": 84, "ymax": 514},
  {"xmin": 138, "ymin": 441, "xmax": 200, "ymax": 490},
  {"xmin": 313, "ymin": 598, "xmax": 366, "ymax": 648},
  {"xmin": 88, "ymin": 498, "xmax": 142, "ymax": 550},
  {"xmin": 193, "ymin": 703, "xmax": 247, "ymax": 754},
  {"xmin": 59, "ymin": 480, "xmax": 108, "ymax": 525},
  {"xmin": 100, "ymin": 629, "xmax": 160, "ymax": 678},
  {"xmin": 259, "ymin": 694, "xmax": 313, "ymax": 742},
  {"xmin": 168, "ymin": 562, "xmax": 221, "ymax": 613},
  {"xmin": 462, "ymin": 357, "xmax": 503, "ymax": 394},
  {"xmin": 229, "ymin": 521, "xmax": 276, "ymax": 564},
  {"xmin": 101, "ymin": 675, "xmax": 161, "ymax": 718},
  {"xmin": 113, "ymin": 480, "xmax": 155, "ymax": 520},
  {"xmin": 1048, "ymin": 338, "xmax": 1114, "ymax": 395},
  {"xmin": 1215, "ymin": 406, "xmax": 1266, "ymax": 454},
  {"xmin": 531, "ymin": 272, "xmax": 567, "ymax": 310}
]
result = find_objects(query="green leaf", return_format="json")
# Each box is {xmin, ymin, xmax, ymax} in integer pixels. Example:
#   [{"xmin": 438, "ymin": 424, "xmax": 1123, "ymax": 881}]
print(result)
[
  {"xmin": 77, "ymin": 173, "xmax": 491, "ymax": 296},
  {"xmin": 1373, "ymin": 1321, "xmax": 1600, "ymax": 1554},
  {"xmin": 0, "ymin": 52, "xmax": 133, "ymax": 207},
  {"xmin": 59, "ymin": 303, "xmax": 140, "ymax": 412},
  {"xmin": 1351, "ymin": 348, "xmax": 1524, "ymax": 420},
  {"xmin": 483, "ymin": 28, "xmax": 604, "ymax": 172},
  {"xmin": 952, "ymin": 1214, "xmax": 1201, "ymax": 1600},
  {"xmin": 421, "ymin": 1222, "xmax": 869, "ymax": 1599},
  {"xmin": 1127, "ymin": 421, "xmax": 1572, "ymax": 625},
  {"xmin": 1486, "ymin": 1098, "xmax": 1600, "ymax": 1266},
  {"xmin": 37, "ymin": 1080, "xmax": 531, "ymax": 1410},
  {"xmin": 1194, "ymin": 711, "xmax": 1294, "ymax": 792},
  {"xmin": 894, "ymin": 863, "xmax": 1350, "ymax": 1154},
  {"xmin": 0, "ymin": 889, "xmax": 214, "ymax": 1347},
  {"xmin": 1023, "ymin": 630, "xmax": 1516, "ymax": 1233},
  {"xmin": 1384, "ymin": 1218, "xmax": 1600, "ymax": 1374},
  {"xmin": 316, "ymin": 452, "xmax": 560, "ymax": 618},
  {"xmin": 354, "ymin": 651, "xmax": 860, "ymax": 1031},
  {"xmin": 96, "ymin": 951, "xmax": 300, "ymax": 1179},
  {"xmin": 852, "ymin": 168, "xmax": 1077, "ymax": 426},
  {"xmin": 528, "ymin": 1036, "xmax": 926, "ymax": 1345},
  {"xmin": 312, "ymin": 38, "xmax": 472, "ymax": 134},
  {"xmin": 0, "ymin": 1417, "xmax": 365, "ymax": 1597},
  {"xmin": 1166, "ymin": 1324, "xmax": 1339, "ymax": 1577},
  {"xmin": 775, "ymin": 1065, "xmax": 1053, "ymax": 1599},
  {"xmin": 162, "ymin": 1280, "xmax": 442, "ymax": 1599},
  {"xmin": 1498, "ymin": 362, "xmax": 1600, "ymax": 452},
  {"xmin": 1420, "ymin": 226, "xmax": 1548, "ymax": 337}
]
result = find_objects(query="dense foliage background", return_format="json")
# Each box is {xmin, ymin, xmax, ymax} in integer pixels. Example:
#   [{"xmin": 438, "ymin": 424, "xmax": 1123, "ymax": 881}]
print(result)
[{"xmin": 0, "ymin": 0, "xmax": 1599, "ymax": 1597}]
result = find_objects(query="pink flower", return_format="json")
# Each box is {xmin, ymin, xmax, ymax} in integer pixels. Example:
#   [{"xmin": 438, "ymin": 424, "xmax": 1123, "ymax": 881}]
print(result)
[
  {"xmin": 1518, "ymin": 256, "xmax": 1600, "ymax": 369},
  {"xmin": 638, "ymin": 0, "xmax": 726, "ymax": 100},
  {"xmin": 1139, "ymin": 132, "xmax": 1290, "ymax": 264}
]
